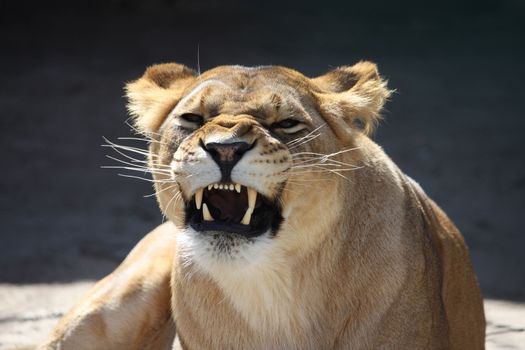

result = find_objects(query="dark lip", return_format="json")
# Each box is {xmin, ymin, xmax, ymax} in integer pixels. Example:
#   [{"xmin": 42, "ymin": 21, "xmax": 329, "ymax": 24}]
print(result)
[
  {"xmin": 185, "ymin": 192, "xmax": 283, "ymax": 238},
  {"xmin": 188, "ymin": 220, "xmax": 268, "ymax": 238}
]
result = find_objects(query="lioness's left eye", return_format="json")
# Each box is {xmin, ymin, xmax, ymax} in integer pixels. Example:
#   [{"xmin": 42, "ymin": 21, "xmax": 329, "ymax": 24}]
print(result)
[
  {"xmin": 271, "ymin": 119, "xmax": 305, "ymax": 134},
  {"xmin": 180, "ymin": 113, "xmax": 204, "ymax": 125},
  {"xmin": 174, "ymin": 113, "xmax": 204, "ymax": 130}
]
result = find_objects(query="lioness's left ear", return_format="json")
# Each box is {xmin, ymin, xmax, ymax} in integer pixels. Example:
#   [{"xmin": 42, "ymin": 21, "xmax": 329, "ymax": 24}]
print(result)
[
  {"xmin": 126, "ymin": 63, "xmax": 196, "ymax": 135},
  {"xmin": 312, "ymin": 61, "xmax": 392, "ymax": 141}
]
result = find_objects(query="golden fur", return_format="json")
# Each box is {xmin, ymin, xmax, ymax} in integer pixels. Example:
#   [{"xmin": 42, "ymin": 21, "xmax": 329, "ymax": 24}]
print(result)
[{"xmin": 39, "ymin": 61, "xmax": 485, "ymax": 349}]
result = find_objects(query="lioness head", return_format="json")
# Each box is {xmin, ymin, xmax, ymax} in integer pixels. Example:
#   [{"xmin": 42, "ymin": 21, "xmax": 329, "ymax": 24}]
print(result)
[{"xmin": 126, "ymin": 62, "xmax": 390, "ymax": 271}]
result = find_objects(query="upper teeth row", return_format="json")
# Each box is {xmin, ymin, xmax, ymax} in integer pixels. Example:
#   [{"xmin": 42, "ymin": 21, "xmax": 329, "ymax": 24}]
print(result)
[{"xmin": 207, "ymin": 183, "xmax": 242, "ymax": 193}]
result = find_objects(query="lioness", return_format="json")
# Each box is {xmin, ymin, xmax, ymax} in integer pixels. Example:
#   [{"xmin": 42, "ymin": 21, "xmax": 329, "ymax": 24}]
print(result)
[{"xmin": 39, "ymin": 61, "xmax": 485, "ymax": 349}]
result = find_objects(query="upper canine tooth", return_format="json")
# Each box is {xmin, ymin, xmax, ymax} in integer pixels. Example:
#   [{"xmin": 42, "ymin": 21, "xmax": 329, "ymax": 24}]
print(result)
[
  {"xmin": 241, "ymin": 188, "xmax": 257, "ymax": 225},
  {"xmin": 235, "ymin": 184, "xmax": 241, "ymax": 193},
  {"xmin": 247, "ymin": 187, "xmax": 257, "ymax": 209},
  {"xmin": 195, "ymin": 188, "xmax": 203, "ymax": 210},
  {"xmin": 208, "ymin": 184, "xmax": 213, "ymax": 190},
  {"xmin": 202, "ymin": 203, "xmax": 213, "ymax": 221}
]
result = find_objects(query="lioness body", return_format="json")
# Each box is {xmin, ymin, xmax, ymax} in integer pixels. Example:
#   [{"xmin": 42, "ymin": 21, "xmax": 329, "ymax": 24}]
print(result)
[{"xmin": 40, "ymin": 62, "xmax": 484, "ymax": 349}]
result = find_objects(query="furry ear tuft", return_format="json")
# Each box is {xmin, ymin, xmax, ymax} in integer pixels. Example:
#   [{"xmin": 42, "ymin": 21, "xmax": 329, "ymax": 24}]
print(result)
[
  {"xmin": 125, "ymin": 63, "xmax": 196, "ymax": 135},
  {"xmin": 312, "ymin": 61, "xmax": 392, "ymax": 140}
]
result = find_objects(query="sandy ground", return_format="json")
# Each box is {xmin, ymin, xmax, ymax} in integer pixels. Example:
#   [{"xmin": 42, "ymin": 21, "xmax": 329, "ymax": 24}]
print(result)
[
  {"xmin": 0, "ymin": 282, "xmax": 523, "ymax": 349},
  {"xmin": 0, "ymin": 282, "xmax": 524, "ymax": 349},
  {"xmin": 1, "ymin": 1, "xmax": 524, "ymax": 348}
]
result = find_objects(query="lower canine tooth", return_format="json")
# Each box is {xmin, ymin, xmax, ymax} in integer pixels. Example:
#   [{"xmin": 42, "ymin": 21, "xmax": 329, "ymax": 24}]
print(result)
[
  {"xmin": 195, "ymin": 188, "xmax": 203, "ymax": 210},
  {"xmin": 241, "ymin": 207, "xmax": 254, "ymax": 225},
  {"xmin": 202, "ymin": 203, "xmax": 213, "ymax": 221}
]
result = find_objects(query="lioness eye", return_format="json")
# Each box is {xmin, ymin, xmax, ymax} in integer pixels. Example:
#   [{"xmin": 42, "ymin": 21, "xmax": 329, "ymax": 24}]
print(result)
[
  {"xmin": 174, "ymin": 113, "xmax": 204, "ymax": 130},
  {"xmin": 271, "ymin": 119, "xmax": 305, "ymax": 134},
  {"xmin": 180, "ymin": 113, "xmax": 204, "ymax": 125}
]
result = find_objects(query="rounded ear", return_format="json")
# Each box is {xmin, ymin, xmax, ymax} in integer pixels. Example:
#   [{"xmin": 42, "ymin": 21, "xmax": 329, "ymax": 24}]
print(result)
[
  {"xmin": 125, "ymin": 63, "xmax": 196, "ymax": 135},
  {"xmin": 312, "ymin": 61, "xmax": 392, "ymax": 142}
]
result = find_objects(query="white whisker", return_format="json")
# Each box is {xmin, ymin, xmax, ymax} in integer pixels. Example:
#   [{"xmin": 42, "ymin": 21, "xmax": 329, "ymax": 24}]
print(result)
[
  {"xmin": 104, "ymin": 155, "xmax": 171, "ymax": 174},
  {"xmin": 102, "ymin": 165, "xmax": 171, "ymax": 177},
  {"xmin": 291, "ymin": 165, "xmax": 364, "ymax": 182},
  {"xmin": 102, "ymin": 136, "xmax": 161, "ymax": 158},
  {"xmin": 125, "ymin": 119, "xmax": 163, "ymax": 138},
  {"xmin": 290, "ymin": 163, "xmax": 358, "ymax": 170},
  {"xmin": 106, "ymin": 144, "xmax": 150, "ymax": 165},
  {"xmin": 292, "ymin": 147, "xmax": 361, "ymax": 159},
  {"xmin": 144, "ymin": 184, "xmax": 179, "ymax": 198},
  {"xmin": 117, "ymin": 173, "xmax": 174, "ymax": 183},
  {"xmin": 289, "ymin": 166, "xmax": 363, "ymax": 175},
  {"xmin": 287, "ymin": 133, "xmax": 322, "ymax": 151},
  {"xmin": 291, "ymin": 157, "xmax": 352, "ymax": 167},
  {"xmin": 163, "ymin": 191, "xmax": 183, "ymax": 223},
  {"xmin": 102, "ymin": 143, "xmax": 152, "ymax": 158},
  {"xmin": 287, "ymin": 178, "xmax": 337, "ymax": 184},
  {"xmin": 286, "ymin": 124, "xmax": 325, "ymax": 146},
  {"xmin": 117, "ymin": 137, "xmax": 168, "ymax": 146}
]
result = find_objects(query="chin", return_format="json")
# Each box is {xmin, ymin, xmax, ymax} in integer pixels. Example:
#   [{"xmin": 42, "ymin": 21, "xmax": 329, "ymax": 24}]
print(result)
[{"xmin": 176, "ymin": 226, "xmax": 277, "ymax": 275}]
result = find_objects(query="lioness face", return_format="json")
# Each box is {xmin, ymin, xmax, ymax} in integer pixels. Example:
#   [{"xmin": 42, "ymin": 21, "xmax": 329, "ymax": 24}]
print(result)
[{"xmin": 126, "ymin": 62, "xmax": 389, "ymax": 269}]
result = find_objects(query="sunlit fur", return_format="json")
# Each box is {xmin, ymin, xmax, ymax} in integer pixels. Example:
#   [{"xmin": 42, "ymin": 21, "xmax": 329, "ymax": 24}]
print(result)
[{"xmin": 39, "ymin": 62, "xmax": 485, "ymax": 350}]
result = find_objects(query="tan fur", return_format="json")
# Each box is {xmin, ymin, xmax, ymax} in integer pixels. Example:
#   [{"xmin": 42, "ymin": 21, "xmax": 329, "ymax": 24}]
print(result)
[{"xmin": 40, "ymin": 62, "xmax": 485, "ymax": 349}]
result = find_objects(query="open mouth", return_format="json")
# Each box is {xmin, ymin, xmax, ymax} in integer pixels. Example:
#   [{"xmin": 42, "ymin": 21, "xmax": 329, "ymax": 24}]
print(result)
[{"xmin": 185, "ymin": 183, "xmax": 282, "ymax": 238}]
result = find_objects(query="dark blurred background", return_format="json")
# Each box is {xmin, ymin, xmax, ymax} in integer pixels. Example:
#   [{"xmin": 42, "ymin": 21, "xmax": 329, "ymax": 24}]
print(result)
[{"xmin": 1, "ymin": 0, "xmax": 524, "ymax": 300}]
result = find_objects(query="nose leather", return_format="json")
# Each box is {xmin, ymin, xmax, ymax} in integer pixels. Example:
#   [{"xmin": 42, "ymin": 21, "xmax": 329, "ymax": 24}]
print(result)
[{"xmin": 203, "ymin": 141, "xmax": 254, "ymax": 181}]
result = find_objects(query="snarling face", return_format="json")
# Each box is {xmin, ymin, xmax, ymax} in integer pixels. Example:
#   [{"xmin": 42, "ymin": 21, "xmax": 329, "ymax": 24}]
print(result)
[{"xmin": 124, "ymin": 62, "xmax": 389, "ymax": 267}]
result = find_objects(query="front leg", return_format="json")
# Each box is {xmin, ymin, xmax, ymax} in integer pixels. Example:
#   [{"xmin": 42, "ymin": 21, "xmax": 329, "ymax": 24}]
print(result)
[{"xmin": 38, "ymin": 222, "xmax": 177, "ymax": 350}]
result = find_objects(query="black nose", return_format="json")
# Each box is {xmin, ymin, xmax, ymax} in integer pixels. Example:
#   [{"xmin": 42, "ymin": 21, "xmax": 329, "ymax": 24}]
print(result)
[{"xmin": 202, "ymin": 141, "xmax": 254, "ymax": 181}]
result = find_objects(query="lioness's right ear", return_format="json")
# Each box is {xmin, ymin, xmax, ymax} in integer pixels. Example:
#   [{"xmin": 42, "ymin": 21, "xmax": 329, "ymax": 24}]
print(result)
[
  {"xmin": 312, "ymin": 61, "xmax": 392, "ymax": 143},
  {"xmin": 125, "ymin": 63, "xmax": 196, "ymax": 135}
]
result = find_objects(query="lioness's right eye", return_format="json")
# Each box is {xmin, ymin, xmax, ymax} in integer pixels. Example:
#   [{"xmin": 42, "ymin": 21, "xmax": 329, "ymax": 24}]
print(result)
[{"xmin": 174, "ymin": 113, "xmax": 204, "ymax": 129}]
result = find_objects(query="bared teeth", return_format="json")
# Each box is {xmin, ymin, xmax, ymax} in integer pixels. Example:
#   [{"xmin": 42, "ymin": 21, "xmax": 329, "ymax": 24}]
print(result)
[
  {"xmin": 195, "ymin": 188, "xmax": 203, "ymax": 210},
  {"xmin": 198, "ymin": 184, "xmax": 258, "ymax": 225},
  {"xmin": 241, "ymin": 187, "xmax": 258, "ymax": 225},
  {"xmin": 202, "ymin": 203, "xmax": 213, "ymax": 221}
]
